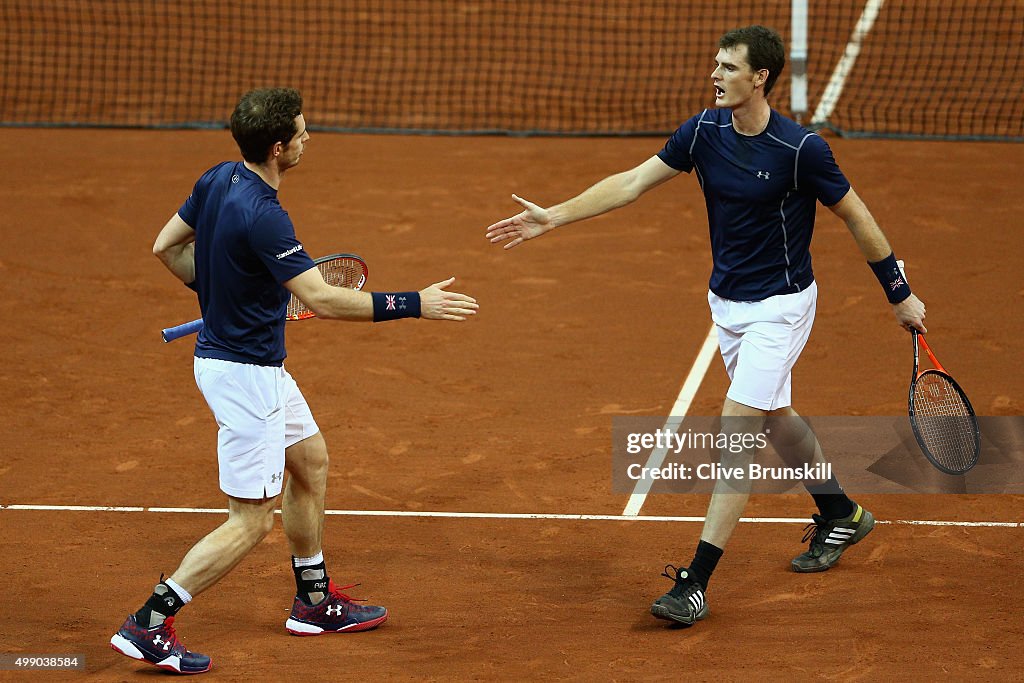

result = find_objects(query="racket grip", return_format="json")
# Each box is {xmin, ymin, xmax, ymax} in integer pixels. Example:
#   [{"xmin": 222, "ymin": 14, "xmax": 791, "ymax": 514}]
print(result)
[{"xmin": 162, "ymin": 318, "xmax": 204, "ymax": 343}]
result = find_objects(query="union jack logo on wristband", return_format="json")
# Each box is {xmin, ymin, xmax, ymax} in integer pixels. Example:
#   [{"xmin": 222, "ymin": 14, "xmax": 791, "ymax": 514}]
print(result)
[
  {"xmin": 386, "ymin": 294, "xmax": 396, "ymax": 310},
  {"xmin": 890, "ymin": 276, "xmax": 905, "ymax": 291}
]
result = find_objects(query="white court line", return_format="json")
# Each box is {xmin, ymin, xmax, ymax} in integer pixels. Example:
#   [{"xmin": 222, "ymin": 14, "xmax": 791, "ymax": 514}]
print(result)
[
  {"xmin": 2, "ymin": 504, "xmax": 1018, "ymax": 527},
  {"xmin": 621, "ymin": 324, "xmax": 719, "ymax": 517},
  {"xmin": 810, "ymin": 0, "xmax": 886, "ymax": 127},
  {"xmin": 1, "ymin": 505, "xmax": 146, "ymax": 512}
]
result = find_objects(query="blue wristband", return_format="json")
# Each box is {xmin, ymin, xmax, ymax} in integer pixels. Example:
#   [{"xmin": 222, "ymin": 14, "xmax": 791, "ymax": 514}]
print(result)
[
  {"xmin": 372, "ymin": 291, "xmax": 421, "ymax": 321},
  {"xmin": 868, "ymin": 253, "xmax": 911, "ymax": 304}
]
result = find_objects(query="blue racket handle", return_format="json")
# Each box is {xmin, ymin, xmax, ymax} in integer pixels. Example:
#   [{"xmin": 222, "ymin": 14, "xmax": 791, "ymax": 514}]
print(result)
[{"xmin": 162, "ymin": 318, "xmax": 204, "ymax": 343}]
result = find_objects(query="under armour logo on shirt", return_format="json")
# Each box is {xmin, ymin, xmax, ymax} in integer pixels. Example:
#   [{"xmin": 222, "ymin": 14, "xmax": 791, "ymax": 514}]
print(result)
[
  {"xmin": 756, "ymin": 171, "xmax": 771, "ymax": 180},
  {"xmin": 275, "ymin": 244, "xmax": 303, "ymax": 260}
]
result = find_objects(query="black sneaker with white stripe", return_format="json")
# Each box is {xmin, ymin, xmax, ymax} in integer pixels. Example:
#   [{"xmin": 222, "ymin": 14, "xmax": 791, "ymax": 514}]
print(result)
[
  {"xmin": 650, "ymin": 566, "xmax": 708, "ymax": 626},
  {"xmin": 792, "ymin": 502, "xmax": 875, "ymax": 573}
]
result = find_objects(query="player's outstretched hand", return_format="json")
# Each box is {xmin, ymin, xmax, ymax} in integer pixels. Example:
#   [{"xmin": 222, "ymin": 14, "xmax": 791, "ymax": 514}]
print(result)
[
  {"xmin": 484, "ymin": 194, "xmax": 553, "ymax": 250},
  {"xmin": 419, "ymin": 277, "xmax": 479, "ymax": 321},
  {"xmin": 893, "ymin": 294, "xmax": 927, "ymax": 333}
]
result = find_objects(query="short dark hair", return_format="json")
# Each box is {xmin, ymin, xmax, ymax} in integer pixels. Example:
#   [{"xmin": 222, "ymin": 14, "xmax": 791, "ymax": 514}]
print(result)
[
  {"xmin": 719, "ymin": 25, "xmax": 785, "ymax": 96},
  {"xmin": 230, "ymin": 88, "xmax": 303, "ymax": 163}
]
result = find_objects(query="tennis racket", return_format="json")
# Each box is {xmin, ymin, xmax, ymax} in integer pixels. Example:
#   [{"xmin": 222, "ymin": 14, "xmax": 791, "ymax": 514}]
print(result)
[
  {"xmin": 908, "ymin": 330, "xmax": 980, "ymax": 474},
  {"xmin": 161, "ymin": 253, "xmax": 368, "ymax": 343},
  {"xmin": 897, "ymin": 260, "xmax": 980, "ymax": 474}
]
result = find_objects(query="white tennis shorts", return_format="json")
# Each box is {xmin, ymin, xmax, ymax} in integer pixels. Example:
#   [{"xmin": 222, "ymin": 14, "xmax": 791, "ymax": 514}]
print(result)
[
  {"xmin": 708, "ymin": 282, "xmax": 817, "ymax": 411},
  {"xmin": 193, "ymin": 357, "xmax": 319, "ymax": 499}
]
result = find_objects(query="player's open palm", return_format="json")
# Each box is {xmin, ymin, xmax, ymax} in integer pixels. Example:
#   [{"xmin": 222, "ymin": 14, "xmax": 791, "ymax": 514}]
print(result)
[
  {"xmin": 485, "ymin": 194, "xmax": 552, "ymax": 250},
  {"xmin": 419, "ymin": 277, "xmax": 479, "ymax": 321}
]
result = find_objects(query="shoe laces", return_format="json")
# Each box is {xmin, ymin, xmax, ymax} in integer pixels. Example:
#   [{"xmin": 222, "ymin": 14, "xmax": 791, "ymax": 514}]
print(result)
[
  {"xmin": 661, "ymin": 564, "xmax": 700, "ymax": 598},
  {"xmin": 327, "ymin": 579, "xmax": 366, "ymax": 604},
  {"xmin": 159, "ymin": 616, "xmax": 184, "ymax": 652},
  {"xmin": 801, "ymin": 514, "xmax": 830, "ymax": 555}
]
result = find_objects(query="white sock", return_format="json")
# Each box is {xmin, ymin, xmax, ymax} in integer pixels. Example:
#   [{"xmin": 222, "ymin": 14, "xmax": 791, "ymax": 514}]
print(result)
[
  {"xmin": 164, "ymin": 577, "xmax": 193, "ymax": 604},
  {"xmin": 293, "ymin": 551, "xmax": 324, "ymax": 568}
]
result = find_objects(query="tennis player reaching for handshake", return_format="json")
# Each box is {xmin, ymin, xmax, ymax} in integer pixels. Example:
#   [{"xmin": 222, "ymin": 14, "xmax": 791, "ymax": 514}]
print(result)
[
  {"xmin": 486, "ymin": 26, "xmax": 925, "ymax": 627},
  {"xmin": 110, "ymin": 87, "xmax": 477, "ymax": 674}
]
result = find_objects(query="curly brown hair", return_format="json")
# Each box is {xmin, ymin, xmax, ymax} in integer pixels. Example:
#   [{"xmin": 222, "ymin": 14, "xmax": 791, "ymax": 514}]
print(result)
[
  {"xmin": 719, "ymin": 26, "xmax": 785, "ymax": 96},
  {"xmin": 230, "ymin": 88, "xmax": 303, "ymax": 163}
]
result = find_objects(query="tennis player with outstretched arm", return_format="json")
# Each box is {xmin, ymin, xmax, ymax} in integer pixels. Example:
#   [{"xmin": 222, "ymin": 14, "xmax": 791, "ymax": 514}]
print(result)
[
  {"xmin": 485, "ymin": 26, "xmax": 925, "ymax": 627},
  {"xmin": 110, "ymin": 87, "xmax": 478, "ymax": 674}
]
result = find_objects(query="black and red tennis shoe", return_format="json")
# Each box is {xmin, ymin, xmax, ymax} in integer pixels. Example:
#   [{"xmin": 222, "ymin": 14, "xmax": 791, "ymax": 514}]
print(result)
[
  {"xmin": 285, "ymin": 579, "xmax": 388, "ymax": 635},
  {"xmin": 110, "ymin": 615, "xmax": 211, "ymax": 675}
]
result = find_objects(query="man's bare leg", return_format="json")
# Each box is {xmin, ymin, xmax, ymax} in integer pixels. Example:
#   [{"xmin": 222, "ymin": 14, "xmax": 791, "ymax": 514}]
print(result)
[
  {"xmin": 277, "ymin": 432, "xmax": 389, "ymax": 634},
  {"xmin": 651, "ymin": 397, "xmax": 765, "ymax": 625},
  {"xmin": 698, "ymin": 397, "xmax": 767, "ymax": 548},
  {"xmin": 167, "ymin": 495, "xmax": 279, "ymax": 599},
  {"xmin": 281, "ymin": 432, "xmax": 330, "ymax": 604}
]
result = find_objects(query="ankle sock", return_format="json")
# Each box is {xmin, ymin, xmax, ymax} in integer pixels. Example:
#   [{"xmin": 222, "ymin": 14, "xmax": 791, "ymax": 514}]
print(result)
[
  {"xmin": 805, "ymin": 476, "xmax": 855, "ymax": 520},
  {"xmin": 135, "ymin": 576, "xmax": 187, "ymax": 627},
  {"xmin": 687, "ymin": 540, "xmax": 724, "ymax": 590},
  {"xmin": 292, "ymin": 552, "xmax": 329, "ymax": 605}
]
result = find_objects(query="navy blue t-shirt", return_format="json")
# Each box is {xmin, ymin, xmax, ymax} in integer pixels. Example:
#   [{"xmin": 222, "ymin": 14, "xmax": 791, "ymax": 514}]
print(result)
[
  {"xmin": 657, "ymin": 108, "xmax": 850, "ymax": 301},
  {"xmin": 178, "ymin": 162, "xmax": 316, "ymax": 366}
]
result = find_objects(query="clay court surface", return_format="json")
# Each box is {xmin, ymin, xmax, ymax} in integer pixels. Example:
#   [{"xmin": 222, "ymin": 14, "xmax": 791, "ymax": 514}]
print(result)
[{"xmin": 1, "ymin": 129, "xmax": 1023, "ymax": 680}]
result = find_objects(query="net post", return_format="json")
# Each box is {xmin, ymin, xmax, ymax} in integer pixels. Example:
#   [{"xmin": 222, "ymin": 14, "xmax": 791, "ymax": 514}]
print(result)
[{"xmin": 790, "ymin": 0, "xmax": 809, "ymax": 125}]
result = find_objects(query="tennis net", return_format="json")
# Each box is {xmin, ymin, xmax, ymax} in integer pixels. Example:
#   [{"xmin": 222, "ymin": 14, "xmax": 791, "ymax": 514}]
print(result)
[{"xmin": 2, "ymin": 1, "xmax": 1021, "ymax": 139}]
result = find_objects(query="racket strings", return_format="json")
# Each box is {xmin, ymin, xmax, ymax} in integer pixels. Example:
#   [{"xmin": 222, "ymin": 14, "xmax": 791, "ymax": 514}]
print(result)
[
  {"xmin": 320, "ymin": 259, "xmax": 366, "ymax": 288},
  {"xmin": 912, "ymin": 373, "xmax": 978, "ymax": 471},
  {"xmin": 286, "ymin": 295, "xmax": 311, "ymax": 320},
  {"xmin": 286, "ymin": 257, "xmax": 367, "ymax": 320}
]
